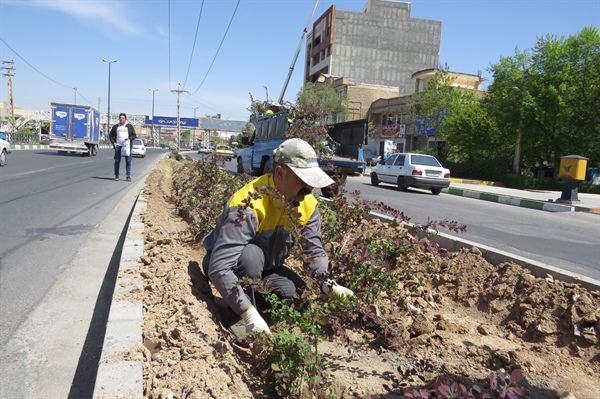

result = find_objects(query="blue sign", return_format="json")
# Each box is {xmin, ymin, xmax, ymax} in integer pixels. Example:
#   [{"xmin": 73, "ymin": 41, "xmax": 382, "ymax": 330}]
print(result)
[
  {"xmin": 145, "ymin": 115, "xmax": 199, "ymax": 128},
  {"xmin": 413, "ymin": 116, "xmax": 436, "ymax": 136}
]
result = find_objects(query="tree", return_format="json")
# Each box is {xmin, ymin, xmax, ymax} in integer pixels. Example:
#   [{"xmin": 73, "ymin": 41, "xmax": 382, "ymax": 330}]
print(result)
[
  {"xmin": 295, "ymin": 82, "xmax": 348, "ymax": 125},
  {"xmin": 486, "ymin": 27, "xmax": 600, "ymax": 171},
  {"xmin": 443, "ymin": 90, "xmax": 502, "ymax": 163}
]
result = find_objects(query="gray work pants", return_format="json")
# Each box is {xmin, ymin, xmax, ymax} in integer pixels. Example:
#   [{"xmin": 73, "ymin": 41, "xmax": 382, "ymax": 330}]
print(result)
[{"xmin": 202, "ymin": 243, "xmax": 306, "ymax": 303}]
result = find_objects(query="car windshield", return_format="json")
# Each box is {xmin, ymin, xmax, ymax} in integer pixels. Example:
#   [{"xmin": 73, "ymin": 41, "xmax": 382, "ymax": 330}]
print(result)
[
  {"xmin": 411, "ymin": 154, "xmax": 441, "ymax": 167},
  {"xmin": 216, "ymin": 145, "xmax": 231, "ymax": 151},
  {"xmin": 133, "ymin": 139, "xmax": 143, "ymax": 145}
]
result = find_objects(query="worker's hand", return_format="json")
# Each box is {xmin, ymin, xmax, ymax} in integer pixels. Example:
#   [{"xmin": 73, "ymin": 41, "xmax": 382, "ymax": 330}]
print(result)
[
  {"xmin": 321, "ymin": 279, "xmax": 354, "ymax": 299},
  {"xmin": 241, "ymin": 305, "xmax": 271, "ymax": 335}
]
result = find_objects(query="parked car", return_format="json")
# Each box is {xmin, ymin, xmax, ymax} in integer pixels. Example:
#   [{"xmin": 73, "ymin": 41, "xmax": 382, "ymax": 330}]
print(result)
[
  {"xmin": 213, "ymin": 144, "xmax": 235, "ymax": 161},
  {"xmin": 191, "ymin": 145, "xmax": 199, "ymax": 151},
  {"xmin": 0, "ymin": 136, "xmax": 10, "ymax": 166},
  {"xmin": 198, "ymin": 145, "xmax": 212, "ymax": 154},
  {"xmin": 370, "ymin": 153, "xmax": 450, "ymax": 195},
  {"xmin": 368, "ymin": 155, "xmax": 382, "ymax": 166},
  {"xmin": 131, "ymin": 139, "xmax": 146, "ymax": 158}
]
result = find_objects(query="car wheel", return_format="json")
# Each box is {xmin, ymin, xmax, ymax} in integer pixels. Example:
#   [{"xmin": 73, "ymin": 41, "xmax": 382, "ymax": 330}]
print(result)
[
  {"xmin": 431, "ymin": 188, "xmax": 442, "ymax": 195},
  {"xmin": 262, "ymin": 158, "xmax": 272, "ymax": 175},
  {"xmin": 0, "ymin": 149, "xmax": 6, "ymax": 166},
  {"xmin": 237, "ymin": 158, "xmax": 244, "ymax": 174},
  {"xmin": 370, "ymin": 172, "xmax": 379, "ymax": 186},
  {"xmin": 321, "ymin": 185, "xmax": 339, "ymax": 198},
  {"xmin": 397, "ymin": 177, "xmax": 408, "ymax": 191}
]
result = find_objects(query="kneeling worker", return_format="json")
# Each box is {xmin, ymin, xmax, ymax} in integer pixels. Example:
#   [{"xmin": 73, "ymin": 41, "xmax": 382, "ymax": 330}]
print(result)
[{"xmin": 202, "ymin": 138, "xmax": 353, "ymax": 335}]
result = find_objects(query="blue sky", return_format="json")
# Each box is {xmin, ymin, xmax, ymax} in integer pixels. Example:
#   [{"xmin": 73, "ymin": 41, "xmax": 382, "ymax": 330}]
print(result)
[{"xmin": 0, "ymin": 0, "xmax": 598, "ymax": 122}]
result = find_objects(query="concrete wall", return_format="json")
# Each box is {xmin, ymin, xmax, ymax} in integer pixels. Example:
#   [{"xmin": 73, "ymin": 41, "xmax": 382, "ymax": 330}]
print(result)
[{"xmin": 330, "ymin": 0, "xmax": 441, "ymax": 96}]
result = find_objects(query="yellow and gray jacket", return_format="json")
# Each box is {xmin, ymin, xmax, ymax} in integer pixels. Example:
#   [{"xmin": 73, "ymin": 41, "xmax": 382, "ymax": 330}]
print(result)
[{"xmin": 202, "ymin": 174, "xmax": 328, "ymax": 314}]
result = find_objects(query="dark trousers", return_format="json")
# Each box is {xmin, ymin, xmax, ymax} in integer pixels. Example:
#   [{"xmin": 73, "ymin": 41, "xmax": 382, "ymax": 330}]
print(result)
[
  {"xmin": 203, "ymin": 243, "xmax": 306, "ymax": 305},
  {"xmin": 114, "ymin": 145, "xmax": 132, "ymax": 177}
]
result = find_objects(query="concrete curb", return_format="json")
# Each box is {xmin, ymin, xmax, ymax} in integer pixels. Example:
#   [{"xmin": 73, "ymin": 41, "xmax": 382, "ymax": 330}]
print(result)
[
  {"xmin": 9, "ymin": 144, "xmax": 114, "ymax": 150},
  {"xmin": 443, "ymin": 186, "xmax": 577, "ymax": 212},
  {"xmin": 450, "ymin": 178, "xmax": 504, "ymax": 186},
  {"xmin": 93, "ymin": 192, "xmax": 146, "ymax": 399}
]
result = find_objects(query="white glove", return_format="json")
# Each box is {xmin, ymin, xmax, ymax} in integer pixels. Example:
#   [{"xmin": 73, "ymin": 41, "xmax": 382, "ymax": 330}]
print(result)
[
  {"xmin": 321, "ymin": 279, "xmax": 354, "ymax": 298},
  {"xmin": 241, "ymin": 305, "xmax": 271, "ymax": 335}
]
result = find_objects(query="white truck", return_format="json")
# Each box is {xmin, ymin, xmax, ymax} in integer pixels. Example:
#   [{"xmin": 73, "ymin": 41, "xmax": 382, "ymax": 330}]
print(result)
[{"xmin": 48, "ymin": 103, "xmax": 101, "ymax": 156}]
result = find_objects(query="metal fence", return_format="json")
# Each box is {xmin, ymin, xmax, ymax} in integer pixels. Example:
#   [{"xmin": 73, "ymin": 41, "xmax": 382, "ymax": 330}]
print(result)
[{"xmin": 1, "ymin": 132, "xmax": 40, "ymax": 144}]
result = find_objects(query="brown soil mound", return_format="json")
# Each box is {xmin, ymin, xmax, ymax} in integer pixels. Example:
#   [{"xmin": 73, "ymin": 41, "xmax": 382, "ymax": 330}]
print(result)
[{"xmin": 138, "ymin": 159, "xmax": 599, "ymax": 399}]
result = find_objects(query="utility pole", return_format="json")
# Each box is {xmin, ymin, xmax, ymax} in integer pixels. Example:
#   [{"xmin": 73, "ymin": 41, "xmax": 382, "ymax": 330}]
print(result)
[
  {"xmin": 149, "ymin": 88, "xmax": 159, "ymax": 145},
  {"xmin": 73, "ymin": 87, "xmax": 77, "ymax": 105},
  {"xmin": 278, "ymin": 0, "xmax": 319, "ymax": 104},
  {"xmin": 170, "ymin": 83, "xmax": 189, "ymax": 150},
  {"xmin": 102, "ymin": 58, "xmax": 117, "ymax": 141},
  {"xmin": 2, "ymin": 60, "xmax": 16, "ymax": 133}
]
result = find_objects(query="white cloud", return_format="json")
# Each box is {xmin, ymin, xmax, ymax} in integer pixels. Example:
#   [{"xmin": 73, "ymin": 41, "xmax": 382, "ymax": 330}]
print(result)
[{"xmin": 29, "ymin": 0, "xmax": 139, "ymax": 34}]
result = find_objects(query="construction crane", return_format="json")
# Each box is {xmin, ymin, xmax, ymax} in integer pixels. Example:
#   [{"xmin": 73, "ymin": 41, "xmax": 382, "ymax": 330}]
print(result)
[{"xmin": 277, "ymin": 0, "xmax": 319, "ymax": 104}]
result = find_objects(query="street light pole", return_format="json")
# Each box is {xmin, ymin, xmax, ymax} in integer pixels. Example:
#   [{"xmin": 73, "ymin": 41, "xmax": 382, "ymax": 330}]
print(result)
[
  {"xmin": 193, "ymin": 107, "xmax": 198, "ymax": 146},
  {"xmin": 150, "ymin": 88, "xmax": 159, "ymax": 145},
  {"xmin": 102, "ymin": 58, "xmax": 117, "ymax": 140}
]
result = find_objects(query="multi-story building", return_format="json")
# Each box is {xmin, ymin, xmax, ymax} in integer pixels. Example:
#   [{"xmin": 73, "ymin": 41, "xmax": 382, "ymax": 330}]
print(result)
[{"xmin": 305, "ymin": 0, "xmax": 442, "ymax": 97}]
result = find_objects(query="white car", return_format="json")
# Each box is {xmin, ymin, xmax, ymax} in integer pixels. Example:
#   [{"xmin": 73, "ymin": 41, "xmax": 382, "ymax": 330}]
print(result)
[
  {"xmin": 0, "ymin": 136, "xmax": 10, "ymax": 166},
  {"xmin": 198, "ymin": 145, "xmax": 212, "ymax": 154},
  {"xmin": 370, "ymin": 153, "xmax": 450, "ymax": 195},
  {"xmin": 131, "ymin": 139, "xmax": 146, "ymax": 158}
]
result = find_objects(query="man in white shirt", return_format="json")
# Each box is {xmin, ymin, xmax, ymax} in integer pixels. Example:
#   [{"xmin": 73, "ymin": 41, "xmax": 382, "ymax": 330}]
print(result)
[{"xmin": 109, "ymin": 113, "xmax": 136, "ymax": 181}]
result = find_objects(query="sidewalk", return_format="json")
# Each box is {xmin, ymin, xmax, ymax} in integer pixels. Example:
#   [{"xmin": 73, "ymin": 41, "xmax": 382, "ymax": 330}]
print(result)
[{"xmin": 445, "ymin": 179, "xmax": 600, "ymax": 214}]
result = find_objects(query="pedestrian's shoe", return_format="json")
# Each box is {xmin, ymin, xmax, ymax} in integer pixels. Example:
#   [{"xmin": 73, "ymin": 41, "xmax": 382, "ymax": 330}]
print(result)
[
  {"xmin": 114, "ymin": 176, "xmax": 119, "ymax": 181},
  {"xmin": 126, "ymin": 176, "xmax": 131, "ymax": 182}
]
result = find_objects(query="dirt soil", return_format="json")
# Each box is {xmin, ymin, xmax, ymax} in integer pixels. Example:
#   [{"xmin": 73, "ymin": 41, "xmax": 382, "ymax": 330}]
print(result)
[{"xmin": 136, "ymin": 159, "xmax": 599, "ymax": 399}]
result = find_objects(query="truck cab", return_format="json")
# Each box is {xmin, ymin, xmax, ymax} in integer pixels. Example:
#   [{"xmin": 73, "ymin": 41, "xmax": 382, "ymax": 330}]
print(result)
[{"xmin": 236, "ymin": 110, "xmax": 366, "ymax": 197}]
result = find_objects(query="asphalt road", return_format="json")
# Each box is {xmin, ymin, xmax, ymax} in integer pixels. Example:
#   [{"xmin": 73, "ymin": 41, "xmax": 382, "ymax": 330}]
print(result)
[{"xmin": 0, "ymin": 148, "xmax": 165, "ymax": 399}]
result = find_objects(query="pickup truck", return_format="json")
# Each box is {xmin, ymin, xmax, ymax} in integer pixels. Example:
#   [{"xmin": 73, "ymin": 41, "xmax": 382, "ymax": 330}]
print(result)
[{"xmin": 236, "ymin": 110, "xmax": 366, "ymax": 197}]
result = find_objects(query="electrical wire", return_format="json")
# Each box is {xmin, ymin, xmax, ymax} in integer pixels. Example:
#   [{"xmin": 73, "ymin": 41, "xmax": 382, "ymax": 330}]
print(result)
[
  {"xmin": 182, "ymin": 0, "xmax": 205, "ymax": 90},
  {"xmin": 0, "ymin": 37, "xmax": 94, "ymax": 107},
  {"xmin": 168, "ymin": 0, "xmax": 172, "ymax": 91},
  {"xmin": 190, "ymin": 0, "xmax": 241, "ymax": 96}
]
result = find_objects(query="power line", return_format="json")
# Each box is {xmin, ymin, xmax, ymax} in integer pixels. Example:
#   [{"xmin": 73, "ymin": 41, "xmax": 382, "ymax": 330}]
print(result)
[
  {"xmin": 168, "ymin": 0, "xmax": 172, "ymax": 92},
  {"xmin": 0, "ymin": 37, "xmax": 95, "ymax": 107},
  {"xmin": 182, "ymin": 0, "xmax": 205, "ymax": 89},
  {"xmin": 190, "ymin": 0, "xmax": 241, "ymax": 96}
]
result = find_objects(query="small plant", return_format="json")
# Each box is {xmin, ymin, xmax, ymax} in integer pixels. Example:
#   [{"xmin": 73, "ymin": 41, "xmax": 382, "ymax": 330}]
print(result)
[
  {"xmin": 400, "ymin": 369, "xmax": 527, "ymax": 399},
  {"xmin": 252, "ymin": 328, "xmax": 329, "ymax": 398},
  {"xmin": 171, "ymin": 156, "xmax": 250, "ymax": 239},
  {"xmin": 251, "ymin": 289, "xmax": 335, "ymax": 399},
  {"xmin": 488, "ymin": 369, "xmax": 527, "ymax": 399}
]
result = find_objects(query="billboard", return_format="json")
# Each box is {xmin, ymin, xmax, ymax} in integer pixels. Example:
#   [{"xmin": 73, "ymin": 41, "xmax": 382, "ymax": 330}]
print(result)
[{"xmin": 145, "ymin": 115, "xmax": 199, "ymax": 128}]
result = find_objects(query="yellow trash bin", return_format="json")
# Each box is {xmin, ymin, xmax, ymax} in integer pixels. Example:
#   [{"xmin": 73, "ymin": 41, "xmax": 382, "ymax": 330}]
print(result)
[{"xmin": 559, "ymin": 155, "xmax": 588, "ymax": 180}]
